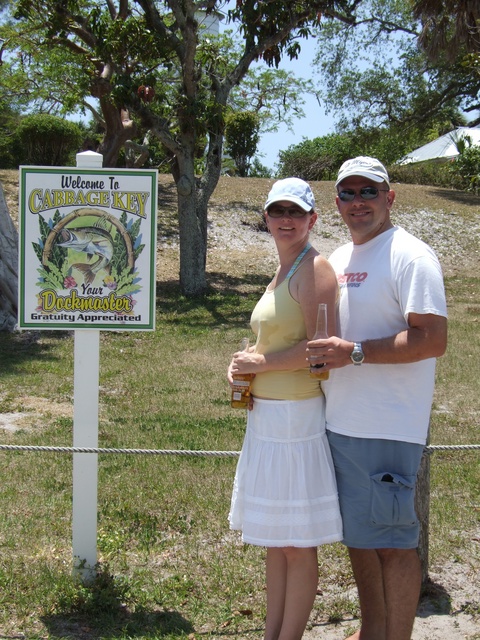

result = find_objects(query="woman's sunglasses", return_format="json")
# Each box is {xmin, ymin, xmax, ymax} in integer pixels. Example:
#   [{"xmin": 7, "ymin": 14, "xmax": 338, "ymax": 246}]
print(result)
[
  {"xmin": 338, "ymin": 186, "xmax": 389, "ymax": 202},
  {"xmin": 267, "ymin": 205, "xmax": 309, "ymax": 218}
]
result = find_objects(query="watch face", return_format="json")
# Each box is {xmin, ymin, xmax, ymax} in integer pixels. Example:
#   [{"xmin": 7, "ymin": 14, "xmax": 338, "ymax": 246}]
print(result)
[{"xmin": 351, "ymin": 346, "xmax": 364, "ymax": 363}]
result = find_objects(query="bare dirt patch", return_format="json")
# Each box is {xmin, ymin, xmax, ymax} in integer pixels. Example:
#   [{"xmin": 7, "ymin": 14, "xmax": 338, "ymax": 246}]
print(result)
[{"xmin": 0, "ymin": 395, "xmax": 72, "ymax": 432}]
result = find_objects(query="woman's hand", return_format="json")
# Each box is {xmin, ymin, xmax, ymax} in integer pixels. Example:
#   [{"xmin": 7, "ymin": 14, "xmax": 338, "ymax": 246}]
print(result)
[
  {"xmin": 230, "ymin": 349, "xmax": 261, "ymax": 376},
  {"xmin": 227, "ymin": 351, "xmax": 259, "ymax": 385},
  {"xmin": 227, "ymin": 360, "xmax": 235, "ymax": 387}
]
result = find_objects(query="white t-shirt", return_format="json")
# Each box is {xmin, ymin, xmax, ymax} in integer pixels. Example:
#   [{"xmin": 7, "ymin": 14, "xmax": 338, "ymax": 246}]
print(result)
[{"xmin": 324, "ymin": 226, "xmax": 447, "ymax": 445}]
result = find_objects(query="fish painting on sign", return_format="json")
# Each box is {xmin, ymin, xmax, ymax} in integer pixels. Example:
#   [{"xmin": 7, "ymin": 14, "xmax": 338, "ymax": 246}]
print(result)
[
  {"xmin": 56, "ymin": 221, "xmax": 115, "ymax": 286},
  {"xmin": 35, "ymin": 207, "xmax": 139, "ymax": 298}
]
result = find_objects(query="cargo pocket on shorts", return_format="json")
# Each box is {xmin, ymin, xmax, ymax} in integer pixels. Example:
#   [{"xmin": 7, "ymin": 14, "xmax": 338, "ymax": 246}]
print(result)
[{"xmin": 369, "ymin": 472, "xmax": 417, "ymax": 526}]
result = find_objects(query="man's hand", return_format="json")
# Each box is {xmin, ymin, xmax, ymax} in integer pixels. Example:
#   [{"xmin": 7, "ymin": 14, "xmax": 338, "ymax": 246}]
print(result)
[{"xmin": 306, "ymin": 336, "xmax": 354, "ymax": 371}]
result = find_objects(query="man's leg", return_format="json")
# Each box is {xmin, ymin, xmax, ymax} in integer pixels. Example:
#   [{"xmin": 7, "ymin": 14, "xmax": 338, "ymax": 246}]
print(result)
[
  {"xmin": 378, "ymin": 547, "xmax": 422, "ymax": 640},
  {"xmin": 347, "ymin": 547, "xmax": 386, "ymax": 640},
  {"xmin": 346, "ymin": 547, "xmax": 421, "ymax": 640},
  {"xmin": 327, "ymin": 433, "xmax": 424, "ymax": 640}
]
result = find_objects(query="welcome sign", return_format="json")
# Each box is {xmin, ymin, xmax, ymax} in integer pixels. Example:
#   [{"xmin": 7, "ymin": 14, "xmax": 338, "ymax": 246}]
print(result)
[{"xmin": 18, "ymin": 166, "xmax": 158, "ymax": 331}]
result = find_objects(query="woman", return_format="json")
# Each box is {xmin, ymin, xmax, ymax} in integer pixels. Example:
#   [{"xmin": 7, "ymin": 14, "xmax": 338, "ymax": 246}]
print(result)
[{"xmin": 228, "ymin": 177, "xmax": 343, "ymax": 640}]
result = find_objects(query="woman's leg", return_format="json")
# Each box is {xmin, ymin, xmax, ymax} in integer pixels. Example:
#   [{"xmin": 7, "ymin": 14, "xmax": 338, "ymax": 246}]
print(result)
[
  {"xmin": 278, "ymin": 546, "xmax": 318, "ymax": 640},
  {"xmin": 264, "ymin": 547, "xmax": 288, "ymax": 640},
  {"xmin": 264, "ymin": 546, "xmax": 318, "ymax": 640}
]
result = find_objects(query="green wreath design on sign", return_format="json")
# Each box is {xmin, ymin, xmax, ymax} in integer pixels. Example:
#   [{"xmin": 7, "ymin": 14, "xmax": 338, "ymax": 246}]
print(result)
[{"xmin": 33, "ymin": 208, "xmax": 145, "ymax": 295}]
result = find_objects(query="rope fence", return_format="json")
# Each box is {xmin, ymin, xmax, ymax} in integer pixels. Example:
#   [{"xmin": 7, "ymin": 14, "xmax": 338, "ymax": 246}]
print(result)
[{"xmin": 0, "ymin": 443, "xmax": 479, "ymax": 455}]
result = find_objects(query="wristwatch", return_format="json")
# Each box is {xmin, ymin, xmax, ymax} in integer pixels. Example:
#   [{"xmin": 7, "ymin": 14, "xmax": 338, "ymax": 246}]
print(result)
[{"xmin": 350, "ymin": 342, "xmax": 364, "ymax": 365}]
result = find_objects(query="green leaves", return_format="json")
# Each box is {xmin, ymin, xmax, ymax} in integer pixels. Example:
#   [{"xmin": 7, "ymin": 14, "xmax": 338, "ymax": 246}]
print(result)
[
  {"xmin": 33, "ymin": 210, "xmax": 68, "ymax": 276},
  {"xmin": 229, "ymin": 0, "xmax": 326, "ymax": 66},
  {"xmin": 312, "ymin": 0, "xmax": 480, "ymax": 144},
  {"xmin": 225, "ymin": 110, "xmax": 260, "ymax": 176}
]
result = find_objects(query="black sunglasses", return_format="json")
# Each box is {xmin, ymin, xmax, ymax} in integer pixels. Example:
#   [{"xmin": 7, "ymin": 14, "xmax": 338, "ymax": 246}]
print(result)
[
  {"xmin": 338, "ymin": 186, "xmax": 389, "ymax": 202},
  {"xmin": 267, "ymin": 205, "xmax": 310, "ymax": 218}
]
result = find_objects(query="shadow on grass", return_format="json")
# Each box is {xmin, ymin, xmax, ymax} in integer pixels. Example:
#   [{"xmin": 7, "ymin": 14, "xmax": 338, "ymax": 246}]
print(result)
[
  {"xmin": 42, "ymin": 613, "xmax": 267, "ymax": 640},
  {"xmin": 156, "ymin": 271, "xmax": 271, "ymax": 297},
  {"xmin": 0, "ymin": 271, "xmax": 269, "ymax": 381},
  {"xmin": 157, "ymin": 180, "xmax": 179, "ymax": 241},
  {"xmin": 156, "ymin": 272, "xmax": 271, "ymax": 330},
  {"xmin": 157, "ymin": 180, "xmax": 177, "ymax": 207},
  {"xmin": 428, "ymin": 188, "xmax": 480, "ymax": 207},
  {"xmin": 41, "ymin": 609, "xmax": 194, "ymax": 639},
  {"xmin": 0, "ymin": 272, "xmax": 269, "ymax": 375},
  {"xmin": 0, "ymin": 330, "xmax": 71, "ymax": 376},
  {"xmin": 40, "ymin": 567, "xmax": 194, "ymax": 639}
]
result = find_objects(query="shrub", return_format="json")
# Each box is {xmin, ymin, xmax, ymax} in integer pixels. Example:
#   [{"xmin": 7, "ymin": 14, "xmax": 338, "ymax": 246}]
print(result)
[
  {"xmin": 277, "ymin": 134, "xmax": 359, "ymax": 181},
  {"xmin": 225, "ymin": 111, "xmax": 260, "ymax": 177},
  {"xmin": 249, "ymin": 157, "xmax": 272, "ymax": 178},
  {"xmin": 17, "ymin": 113, "xmax": 84, "ymax": 166},
  {"xmin": 388, "ymin": 161, "xmax": 458, "ymax": 188},
  {"xmin": 0, "ymin": 104, "xmax": 23, "ymax": 169},
  {"xmin": 448, "ymin": 146, "xmax": 480, "ymax": 194}
]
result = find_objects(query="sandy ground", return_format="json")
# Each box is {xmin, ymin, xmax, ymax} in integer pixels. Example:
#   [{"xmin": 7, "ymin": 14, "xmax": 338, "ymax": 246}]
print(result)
[{"xmin": 304, "ymin": 558, "xmax": 480, "ymax": 639}]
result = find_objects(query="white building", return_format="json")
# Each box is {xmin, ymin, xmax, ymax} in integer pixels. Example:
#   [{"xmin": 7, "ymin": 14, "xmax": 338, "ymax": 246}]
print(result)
[
  {"xmin": 195, "ymin": 10, "xmax": 224, "ymax": 37},
  {"xmin": 399, "ymin": 127, "xmax": 480, "ymax": 164}
]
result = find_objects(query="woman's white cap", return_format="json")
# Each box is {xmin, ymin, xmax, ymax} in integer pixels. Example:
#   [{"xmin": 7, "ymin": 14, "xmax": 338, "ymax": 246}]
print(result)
[{"xmin": 264, "ymin": 177, "xmax": 315, "ymax": 211}]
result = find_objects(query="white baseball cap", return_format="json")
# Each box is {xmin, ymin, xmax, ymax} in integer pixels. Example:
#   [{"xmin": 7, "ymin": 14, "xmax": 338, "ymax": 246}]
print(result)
[
  {"xmin": 264, "ymin": 177, "xmax": 315, "ymax": 212},
  {"xmin": 335, "ymin": 156, "xmax": 390, "ymax": 188}
]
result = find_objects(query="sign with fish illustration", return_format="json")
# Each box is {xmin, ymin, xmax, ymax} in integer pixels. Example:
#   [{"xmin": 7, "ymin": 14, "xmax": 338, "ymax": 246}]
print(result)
[{"xmin": 18, "ymin": 166, "xmax": 158, "ymax": 330}]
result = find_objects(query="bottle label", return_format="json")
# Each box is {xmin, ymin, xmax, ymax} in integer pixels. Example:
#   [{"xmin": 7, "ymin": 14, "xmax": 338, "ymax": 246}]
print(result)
[{"xmin": 233, "ymin": 380, "xmax": 250, "ymax": 389}]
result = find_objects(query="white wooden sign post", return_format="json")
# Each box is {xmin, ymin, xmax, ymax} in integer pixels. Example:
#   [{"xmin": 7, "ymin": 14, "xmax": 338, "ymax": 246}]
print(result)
[
  {"xmin": 72, "ymin": 328, "xmax": 100, "ymax": 579},
  {"xmin": 72, "ymin": 152, "xmax": 102, "ymax": 581},
  {"xmin": 18, "ymin": 153, "xmax": 158, "ymax": 581}
]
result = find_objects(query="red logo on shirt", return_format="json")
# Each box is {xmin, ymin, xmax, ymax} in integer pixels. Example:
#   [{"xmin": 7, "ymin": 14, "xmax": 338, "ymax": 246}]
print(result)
[{"xmin": 337, "ymin": 272, "xmax": 368, "ymax": 286}]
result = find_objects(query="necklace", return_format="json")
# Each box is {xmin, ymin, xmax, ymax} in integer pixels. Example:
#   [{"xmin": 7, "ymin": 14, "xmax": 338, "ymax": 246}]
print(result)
[{"xmin": 285, "ymin": 242, "xmax": 312, "ymax": 280}]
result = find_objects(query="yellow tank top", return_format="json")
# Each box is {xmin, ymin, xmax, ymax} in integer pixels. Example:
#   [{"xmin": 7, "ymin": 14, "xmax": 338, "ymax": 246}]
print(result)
[{"xmin": 250, "ymin": 277, "xmax": 322, "ymax": 401}]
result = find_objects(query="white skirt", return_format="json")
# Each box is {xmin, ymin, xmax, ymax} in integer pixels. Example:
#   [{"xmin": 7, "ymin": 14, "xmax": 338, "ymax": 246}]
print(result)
[{"xmin": 229, "ymin": 396, "xmax": 343, "ymax": 547}]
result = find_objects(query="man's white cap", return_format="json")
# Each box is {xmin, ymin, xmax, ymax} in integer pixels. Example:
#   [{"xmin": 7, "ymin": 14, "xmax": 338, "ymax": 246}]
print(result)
[
  {"xmin": 335, "ymin": 156, "xmax": 390, "ymax": 188},
  {"xmin": 264, "ymin": 177, "xmax": 315, "ymax": 212}
]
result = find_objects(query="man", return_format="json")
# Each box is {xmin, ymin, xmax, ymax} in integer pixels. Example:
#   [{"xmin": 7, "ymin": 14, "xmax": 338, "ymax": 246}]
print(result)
[{"xmin": 307, "ymin": 156, "xmax": 447, "ymax": 640}]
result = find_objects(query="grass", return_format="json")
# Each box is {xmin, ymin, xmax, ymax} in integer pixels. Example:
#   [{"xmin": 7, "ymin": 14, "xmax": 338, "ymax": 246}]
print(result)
[{"xmin": 0, "ymin": 171, "xmax": 479, "ymax": 637}]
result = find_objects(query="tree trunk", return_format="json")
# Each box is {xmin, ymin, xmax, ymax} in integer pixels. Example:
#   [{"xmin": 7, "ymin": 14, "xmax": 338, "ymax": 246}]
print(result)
[
  {"xmin": 0, "ymin": 183, "xmax": 19, "ymax": 331},
  {"xmin": 177, "ymin": 173, "xmax": 208, "ymax": 296},
  {"xmin": 98, "ymin": 104, "xmax": 138, "ymax": 168},
  {"xmin": 173, "ymin": 114, "xmax": 225, "ymax": 296},
  {"xmin": 416, "ymin": 447, "xmax": 430, "ymax": 583}
]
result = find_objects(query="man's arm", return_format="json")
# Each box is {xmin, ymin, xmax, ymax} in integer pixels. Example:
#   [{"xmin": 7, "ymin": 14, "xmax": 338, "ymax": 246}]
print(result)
[{"xmin": 307, "ymin": 313, "xmax": 447, "ymax": 370}]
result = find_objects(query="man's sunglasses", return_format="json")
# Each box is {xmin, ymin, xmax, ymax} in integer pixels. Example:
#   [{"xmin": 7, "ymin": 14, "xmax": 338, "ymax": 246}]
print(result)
[
  {"xmin": 267, "ymin": 205, "xmax": 310, "ymax": 218},
  {"xmin": 337, "ymin": 186, "xmax": 389, "ymax": 202}
]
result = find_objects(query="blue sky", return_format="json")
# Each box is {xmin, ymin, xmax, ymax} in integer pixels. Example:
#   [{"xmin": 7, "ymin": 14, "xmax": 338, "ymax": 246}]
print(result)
[
  {"xmin": 219, "ymin": 3, "xmax": 336, "ymax": 171},
  {"xmin": 252, "ymin": 38, "xmax": 336, "ymax": 171}
]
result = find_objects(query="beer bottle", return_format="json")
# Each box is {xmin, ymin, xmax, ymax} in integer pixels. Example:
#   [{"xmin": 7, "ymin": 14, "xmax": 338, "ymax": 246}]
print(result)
[
  {"xmin": 231, "ymin": 337, "xmax": 255, "ymax": 409},
  {"xmin": 309, "ymin": 303, "xmax": 329, "ymax": 381}
]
